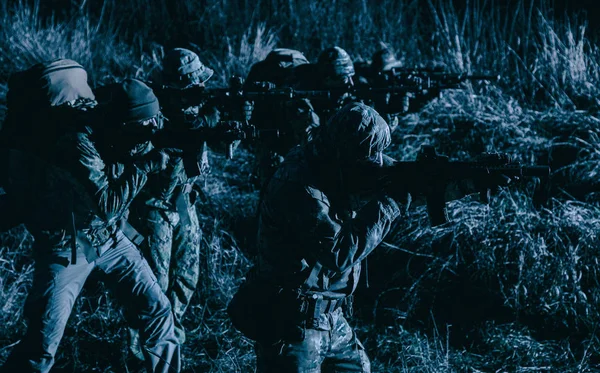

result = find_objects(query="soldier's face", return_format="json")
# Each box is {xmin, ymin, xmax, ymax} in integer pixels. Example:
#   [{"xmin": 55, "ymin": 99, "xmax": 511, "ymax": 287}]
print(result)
[
  {"xmin": 324, "ymin": 75, "xmax": 354, "ymax": 89},
  {"xmin": 123, "ymin": 116, "xmax": 161, "ymax": 135}
]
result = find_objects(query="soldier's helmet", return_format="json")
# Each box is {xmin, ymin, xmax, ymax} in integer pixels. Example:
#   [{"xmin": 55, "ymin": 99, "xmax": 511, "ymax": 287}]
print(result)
[
  {"xmin": 265, "ymin": 48, "xmax": 309, "ymax": 70},
  {"xmin": 162, "ymin": 48, "xmax": 214, "ymax": 89},
  {"xmin": 108, "ymin": 79, "xmax": 161, "ymax": 131},
  {"xmin": 315, "ymin": 102, "xmax": 390, "ymax": 162},
  {"xmin": 371, "ymin": 47, "xmax": 400, "ymax": 72},
  {"xmin": 317, "ymin": 46, "xmax": 355, "ymax": 78}
]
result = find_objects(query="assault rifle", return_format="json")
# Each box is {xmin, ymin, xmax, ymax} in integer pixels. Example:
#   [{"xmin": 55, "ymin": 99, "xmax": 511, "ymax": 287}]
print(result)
[
  {"xmin": 152, "ymin": 78, "xmax": 328, "ymax": 107},
  {"xmin": 151, "ymin": 121, "xmax": 281, "ymax": 177},
  {"xmin": 378, "ymin": 146, "xmax": 550, "ymax": 226},
  {"xmin": 154, "ymin": 70, "xmax": 499, "ymax": 113},
  {"xmin": 380, "ymin": 67, "xmax": 500, "ymax": 91}
]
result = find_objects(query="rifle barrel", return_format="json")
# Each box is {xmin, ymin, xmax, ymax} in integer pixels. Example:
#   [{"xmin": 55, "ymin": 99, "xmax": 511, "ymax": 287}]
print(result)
[{"xmin": 464, "ymin": 74, "xmax": 501, "ymax": 82}]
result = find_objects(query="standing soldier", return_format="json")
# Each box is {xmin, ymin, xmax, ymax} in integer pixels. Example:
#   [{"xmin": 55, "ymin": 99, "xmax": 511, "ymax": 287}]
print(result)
[
  {"xmin": 127, "ymin": 48, "xmax": 243, "ymax": 355},
  {"xmin": 244, "ymin": 48, "xmax": 320, "ymax": 187},
  {"xmin": 230, "ymin": 103, "xmax": 406, "ymax": 372},
  {"xmin": 1, "ymin": 65, "xmax": 180, "ymax": 373}
]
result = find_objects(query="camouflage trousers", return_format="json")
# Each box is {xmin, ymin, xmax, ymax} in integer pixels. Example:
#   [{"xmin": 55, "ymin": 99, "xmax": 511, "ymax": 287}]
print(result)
[
  {"xmin": 255, "ymin": 308, "xmax": 370, "ymax": 373},
  {"xmin": 1, "ymin": 230, "xmax": 180, "ymax": 373},
  {"xmin": 130, "ymin": 200, "xmax": 201, "ymax": 344}
]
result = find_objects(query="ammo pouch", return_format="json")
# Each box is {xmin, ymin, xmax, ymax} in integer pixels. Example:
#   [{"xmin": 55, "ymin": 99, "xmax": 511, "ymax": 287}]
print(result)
[{"xmin": 227, "ymin": 275, "xmax": 308, "ymax": 345}]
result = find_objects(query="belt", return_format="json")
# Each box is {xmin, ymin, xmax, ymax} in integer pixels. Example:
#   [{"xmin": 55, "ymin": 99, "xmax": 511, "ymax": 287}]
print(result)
[
  {"xmin": 121, "ymin": 220, "xmax": 145, "ymax": 246},
  {"xmin": 306, "ymin": 294, "xmax": 344, "ymax": 318}
]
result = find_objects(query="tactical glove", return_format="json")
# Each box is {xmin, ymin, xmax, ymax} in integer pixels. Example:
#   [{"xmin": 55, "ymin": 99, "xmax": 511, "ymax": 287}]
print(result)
[
  {"xmin": 133, "ymin": 149, "xmax": 169, "ymax": 174},
  {"xmin": 213, "ymin": 120, "xmax": 249, "ymax": 142},
  {"xmin": 199, "ymin": 105, "xmax": 221, "ymax": 127}
]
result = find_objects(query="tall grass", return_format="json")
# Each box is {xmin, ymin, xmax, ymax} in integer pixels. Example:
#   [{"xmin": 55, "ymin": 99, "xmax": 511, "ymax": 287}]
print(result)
[{"xmin": 2, "ymin": 0, "xmax": 600, "ymax": 371}]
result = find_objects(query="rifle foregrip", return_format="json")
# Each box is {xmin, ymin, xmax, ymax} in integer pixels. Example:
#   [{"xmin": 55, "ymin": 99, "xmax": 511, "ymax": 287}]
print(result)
[{"xmin": 426, "ymin": 193, "xmax": 448, "ymax": 226}]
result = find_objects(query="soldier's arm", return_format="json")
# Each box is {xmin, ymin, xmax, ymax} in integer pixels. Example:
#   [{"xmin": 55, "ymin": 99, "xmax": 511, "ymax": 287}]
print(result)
[
  {"xmin": 152, "ymin": 155, "xmax": 186, "ymax": 202},
  {"xmin": 284, "ymin": 184, "xmax": 402, "ymax": 273},
  {"xmin": 57, "ymin": 130, "xmax": 155, "ymax": 226}
]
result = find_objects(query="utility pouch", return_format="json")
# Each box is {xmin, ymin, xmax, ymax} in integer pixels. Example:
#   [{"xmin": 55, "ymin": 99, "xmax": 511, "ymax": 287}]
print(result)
[{"xmin": 227, "ymin": 273, "xmax": 308, "ymax": 345}]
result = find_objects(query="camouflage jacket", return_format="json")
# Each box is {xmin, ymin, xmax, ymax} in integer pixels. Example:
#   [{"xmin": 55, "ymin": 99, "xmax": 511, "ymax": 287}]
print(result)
[
  {"xmin": 3, "ymin": 126, "xmax": 151, "ymax": 251},
  {"xmin": 252, "ymin": 97, "xmax": 320, "ymax": 156},
  {"xmin": 130, "ymin": 101, "xmax": 210, "ymax": 212},
  {"xmin": 257, "ymin": 145, "xmax": 402, "ymax": 298}
]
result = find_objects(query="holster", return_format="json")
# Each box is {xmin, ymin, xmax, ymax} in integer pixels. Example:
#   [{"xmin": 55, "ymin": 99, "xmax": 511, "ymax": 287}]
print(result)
[
  {"xmin": 227, "ymin": 275, "xmax": 308, "ymax": 345},
  {"xmin": 304, "ymin": 293, "xmax": 345, "ymax": 328}
]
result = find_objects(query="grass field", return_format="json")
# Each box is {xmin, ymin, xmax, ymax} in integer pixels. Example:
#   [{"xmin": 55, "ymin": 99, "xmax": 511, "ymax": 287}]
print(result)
[{"xmin": 1, "ymin": 0, "xmax": 600, "ymax": 371}]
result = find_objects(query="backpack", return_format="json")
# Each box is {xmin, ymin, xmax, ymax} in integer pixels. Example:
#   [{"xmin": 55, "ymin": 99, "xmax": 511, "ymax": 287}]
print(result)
[
  {"xmin": 0, "ymin": 59, "xmax": 96, "ymax": 232},
  {"xmin": 1, "ymin": 58, "xmax": 96, "ymax": 153}
]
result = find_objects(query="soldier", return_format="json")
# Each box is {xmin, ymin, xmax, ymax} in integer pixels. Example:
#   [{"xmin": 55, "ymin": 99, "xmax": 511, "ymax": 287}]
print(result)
[
  {"xmin": 357, "ymin": 46, "xmax": 441, "ymax": 133},
  {"xmin": 296, "ymin": 46, "xmax": 357, "ymax": 124},
  {"xmin": 354, "ymin": 46, "xmax": 402, "ymax": 88},
  {"xmin": 126, "ymin": 47, "xmax": 243, "ymax": 354},
  {"xmin": 370, "ymin": 47, "xmax": 403, "ymax": 76},
  {"xmin": 248, "ymin": 102, "xmax": 406, "ymax": 372},
  {"xmin": 1, "ymin": 70, "xmax": 180, "ymax": 373},
  {"xmin": 244, "ymin": 48, "xmax": 320, "ymax": 187},
  {"xmin": 354, "ymin": 46, "xmax": 406, "ymax": 133}
]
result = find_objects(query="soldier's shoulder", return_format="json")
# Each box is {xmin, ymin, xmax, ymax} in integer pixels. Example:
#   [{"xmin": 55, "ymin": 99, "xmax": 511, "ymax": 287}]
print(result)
[
  {"xmin": 270, "ymin": 146, "xmax": 313, "ymax": 183},
  {"xmin": 264, "ymin": 146, "xmax": 329, "ymax": 207}
]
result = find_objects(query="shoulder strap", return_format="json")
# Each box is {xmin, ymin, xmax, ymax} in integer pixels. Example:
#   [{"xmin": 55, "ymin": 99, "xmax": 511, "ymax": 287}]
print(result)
[{"xmin": 303, "ymin": 261, "xmax": 324, "ymax": 290}]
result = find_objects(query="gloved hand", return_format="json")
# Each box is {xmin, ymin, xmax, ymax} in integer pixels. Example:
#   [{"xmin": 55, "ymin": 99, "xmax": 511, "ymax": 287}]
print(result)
[
  {"xmin": 134, "ymin": 149, "xmax": 169, "ymax": 174},
  {"xmin": 377, "ymin": 172, "xmax": 412, "ymax": 205},
  {"xmin": 199, "ymin": 105, "xmax": 221, "ymax": 127},
  {"xmin": 250, "ymin": 81, "xmax": 276, "ymax": 91},
  {"xmin": 400, "ymin": 74, "xmax": 425, "ymax": 87},
  {"xmin": 213, "ymin": 120, "xmax": 248, "ymax": 142},
  {"xmin": 242, "ymin": 100, "xmax": 254, "ymax": 122},
  {"xmin": 200, "ymin": 146, "xmax": 210, "ymax": 175}
]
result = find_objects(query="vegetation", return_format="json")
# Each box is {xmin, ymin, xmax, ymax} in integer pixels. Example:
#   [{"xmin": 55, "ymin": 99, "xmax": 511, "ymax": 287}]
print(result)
[{"xmin": 1, "ymin": 0, "xmax": 600, "ymax": 371}]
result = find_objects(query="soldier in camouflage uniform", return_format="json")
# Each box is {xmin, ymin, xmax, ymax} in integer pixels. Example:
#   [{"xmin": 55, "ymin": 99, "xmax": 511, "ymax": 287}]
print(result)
[
  {"xmin": 127, "ymin": 48, "xmax": 237, "ymax": 350},
  {"xmin": 244, "ymin": 48, "xmax": 321, "ymax": 187},
  {"xmin": 253, "ymin": 102, "xmax": 405, "ymax": 372},
  {"xmin": 1, "ymin": 72, "xmax": 180, "ymax": 373},
  {"xmin": 356, "ymin": 47, "xmax": 442, "ymax": 133},
  {"xmin": 295, "ymin": 46, "xmax": 357, "ymax": 125}
]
